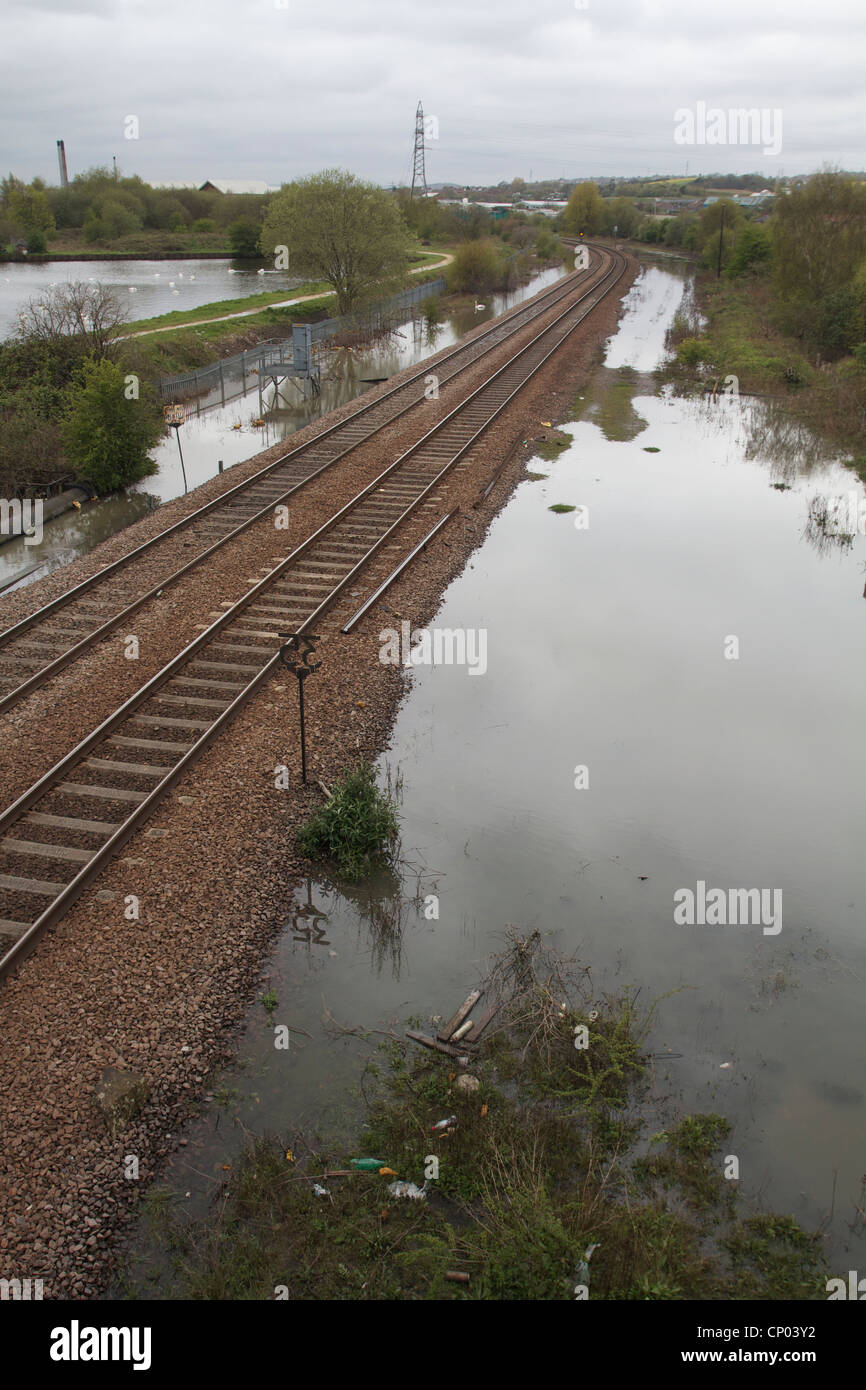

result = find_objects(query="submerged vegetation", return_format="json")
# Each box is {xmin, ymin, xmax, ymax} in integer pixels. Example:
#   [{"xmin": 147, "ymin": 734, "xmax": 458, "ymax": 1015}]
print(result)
[
  {"xmin": 133, "ymin": 935, "xmax": 827, "ymax": 1301},
  {"xmin": 296, "ymin": 762, "xmax": 401, "ymax": 883},
  {"xmin": 659, "ymin": 171, "xmax": 866, "ymax": 471}
]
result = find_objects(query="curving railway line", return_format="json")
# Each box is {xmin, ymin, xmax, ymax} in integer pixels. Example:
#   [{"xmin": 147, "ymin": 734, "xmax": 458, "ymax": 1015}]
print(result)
[
  {"xmin": 0, "ymin": 246, "xmax": 629, "ymax": 979},
  {"xmin": 0, "ymin": 250, "xmax": 612, "ymax": 718}
]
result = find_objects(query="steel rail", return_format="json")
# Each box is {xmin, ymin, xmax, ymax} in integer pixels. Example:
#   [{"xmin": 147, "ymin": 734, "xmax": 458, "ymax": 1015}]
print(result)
[
  {"xmin": 0, "ymin": 248, "xmax": 628, "ymax": 980},
  {"xmin": 0, "ymin": 254, "xmax": 611, "ymax": 719}
]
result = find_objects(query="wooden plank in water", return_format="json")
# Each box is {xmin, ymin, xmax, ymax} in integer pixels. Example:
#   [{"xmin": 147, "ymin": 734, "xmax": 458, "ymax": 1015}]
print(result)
[
  {"xmin": 406, "ymin": 1030, "xmax": 466, "ymax": 1059},
  {"xmin": 437, "ymin": 988, "xmax": 483, "ymax": 1042},
  {"xmin": 464, "ymin": 1000, "xmax": 501, "ymax": 1043}
]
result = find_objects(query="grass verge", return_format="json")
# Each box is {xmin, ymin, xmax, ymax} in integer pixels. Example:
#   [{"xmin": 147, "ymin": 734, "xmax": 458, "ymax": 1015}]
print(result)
[{"xmin": 660, "ymin": 271, "xmax": 866, "ymax": 479}]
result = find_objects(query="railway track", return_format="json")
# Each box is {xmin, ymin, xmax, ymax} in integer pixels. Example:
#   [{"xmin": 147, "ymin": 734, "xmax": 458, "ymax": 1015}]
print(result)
[
  {"xmin": 0, "ymin": 246, "xmax": 628, "ymax": 979},
  {"xmin": 0, "ymin": 251, "xmax": 611, "ymax": 718}
]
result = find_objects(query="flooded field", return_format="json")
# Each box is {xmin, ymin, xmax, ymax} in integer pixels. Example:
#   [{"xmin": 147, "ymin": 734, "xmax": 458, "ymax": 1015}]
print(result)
[
  {"xmin": 0, "ymin": 267, "xmax": 565, "ymax": 594},
  {"xmin": 119, "ymin": 261, "xmax": 866, "ymax": 1290},
  {"xmin": 0, "ymin": 258, "xmax": 304, "ymax": 340}
]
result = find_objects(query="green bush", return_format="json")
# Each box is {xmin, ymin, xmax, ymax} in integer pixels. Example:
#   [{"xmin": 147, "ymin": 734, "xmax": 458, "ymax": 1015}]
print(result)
[
  {"xmin": 726, "ymin": 223, "xmax": 772, "ymax": 278},
  {"xmin": 296, "ymin": 762, "xmax": 399, "ymax": 881},
  {"xmin": 229, "ymin": 219, "xmax": 261, "ymax": 258},
  {"xmin": 676, "ymin": 337, "xmax": 708, "ymax": 367},
  {"xmin": 61, "ymin": 357, "xmax": 161, "ymax": 493},
  {"xmin": 535, "ymin": 226, "xmax": 560, "ymax": 261},
  {"xmin": 192, "ymin": 217, "xmax": 217, "ymax": 234},
  {"xmin": 447, "ymin": 238, "xmax": 509, "ymax": 294}
]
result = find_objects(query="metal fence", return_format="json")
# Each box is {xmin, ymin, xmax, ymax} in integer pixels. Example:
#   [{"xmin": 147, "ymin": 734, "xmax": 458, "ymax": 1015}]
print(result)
[{"xmin": 157, "ymin": 277, "xmax": 446, "ymax": 414}]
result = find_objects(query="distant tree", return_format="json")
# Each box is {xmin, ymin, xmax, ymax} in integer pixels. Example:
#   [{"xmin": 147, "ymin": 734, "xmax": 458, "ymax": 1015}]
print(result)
[
  {"xmin": 228, "ymin": 218, "xmax": 261, "ymax": 257},
  {"xmin": 603, "ymin": 196, "xmax": 640, "ymax": 238},
  {"xmin": 809, "ymin": 286, "xmax": 866, "ymax": 358},
  {"xmin": 83, "ymin": 196, "xmax": 143, "ymax": 242},
  {"xmin": 772, "ymin": 170, "xmax": 866, "ymax": 306},
  {"xmin": 698, "ymin": 199, "xmax": 742, "ymax": 270},
  {"xmin": 61, "ymin": 357, "xmax": 161, "ymax": 493},
  {"xmin": 561, "ymin": 181, "xmax": 605, "ymax": 236},
  {"xmin": 6, "ymin": 182, "xmax": 56, "ymax": 241},
  {"xmin": 454, "ymin": 203, "xmax": 493, "ymax": 242},
  {"xmin": 0, "ymin": 173, "xmax": 26, "ymax": 211},
  {"xmin": 663, "ymin": 213, "xmax": 698, "ymax": 249},
  {"xmin": 534, "ymin": 224, "xmax": 561, "ymax": 260},
  {"xmin": 447, "ymin": 239, "xmax": 508, "ymax": 293},
  {"xmin": 699, "ymin": 198, "xmax": 743, "ymax": 241},
  {"xmin": 261, "ymin": 170, "xmax": 412, "ymax": 312},
  {"xmin": 726, "ymin": 223, "xmax": 772, "ymax": 277},
  {"xmin": 16, "ymin": 282, "xmax": 126, "ymax": 361}
]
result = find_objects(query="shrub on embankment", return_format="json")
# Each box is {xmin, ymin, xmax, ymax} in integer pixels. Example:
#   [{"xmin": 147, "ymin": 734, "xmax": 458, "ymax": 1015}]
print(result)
[
  {"xmin": 446, "ymin": 238, "xmax": 519, "ymax": 295},
  {"xmin": 0, "ymin": 282, "xmax": 163, "ymax": 497}
]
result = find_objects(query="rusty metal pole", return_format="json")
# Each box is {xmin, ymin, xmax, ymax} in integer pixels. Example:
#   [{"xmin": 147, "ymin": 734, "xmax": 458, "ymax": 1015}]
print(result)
[{"xmin": 278, "ymin": 634, "xmax": 321, "ymax": 784}]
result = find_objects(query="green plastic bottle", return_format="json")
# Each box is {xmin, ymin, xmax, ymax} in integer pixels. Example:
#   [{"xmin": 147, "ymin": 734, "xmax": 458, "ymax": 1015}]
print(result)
[{"xmin": 350, "ymin": 1157, "xmax": 387, "ymax": 1172}]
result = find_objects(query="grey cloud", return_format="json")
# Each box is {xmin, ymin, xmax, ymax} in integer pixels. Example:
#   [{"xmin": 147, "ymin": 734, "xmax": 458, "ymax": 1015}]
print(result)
[{"xmin": 1, "ymin": 0, "xmax": 864, "ymax": 182}]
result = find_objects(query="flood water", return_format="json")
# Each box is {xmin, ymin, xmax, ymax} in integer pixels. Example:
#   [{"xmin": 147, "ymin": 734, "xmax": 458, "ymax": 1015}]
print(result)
[
  {"xmin": 118, "ymin": 261, "xmax": 866, "ymax": 1291},
  {"xmin": 0, "ymin": 258, "xmax": 304, "ymax": 340},
  {"xmin": 0, "ymin": 266, "xmax": 565, "ymax": 595}
]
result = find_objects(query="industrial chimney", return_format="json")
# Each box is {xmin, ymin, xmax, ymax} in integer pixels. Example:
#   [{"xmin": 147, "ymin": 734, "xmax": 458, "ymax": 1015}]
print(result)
[{"xmin": 56, "ymin": 140, "xmax": 69, "ymax": 187}]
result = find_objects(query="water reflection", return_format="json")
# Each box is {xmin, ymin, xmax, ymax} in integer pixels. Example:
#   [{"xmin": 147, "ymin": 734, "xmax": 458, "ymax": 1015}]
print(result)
[
  {"xmin": 802, "ymin": 493, "xmax": 858, "ymax": 556},
  {"xmin": 2, "ymin": 267, "xmax": 567, "ymax": 596},
  {"xmin": 0, "ymin": 489, "xmax": 160, "ymax": 593},
  {"xmin": 116, "ymin": 259, "xmax": 866, "ymax": 1286},
  {"xmin": 0, "ymin": 258, "xmax": 304, "ymax": 339}
]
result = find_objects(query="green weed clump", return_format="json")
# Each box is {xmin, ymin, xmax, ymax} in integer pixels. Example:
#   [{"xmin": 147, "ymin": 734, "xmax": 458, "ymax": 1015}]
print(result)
[
  {"xmin": 133, "ymin": 935, "xmax": 828, "ymax": 1302},
  {"xmin": 296, "ymin": 762, "xmax": 399, "ymax": 882},
  {"xmin": 536, "ymin": 431, "xmax": 571, "ymax": 460}
]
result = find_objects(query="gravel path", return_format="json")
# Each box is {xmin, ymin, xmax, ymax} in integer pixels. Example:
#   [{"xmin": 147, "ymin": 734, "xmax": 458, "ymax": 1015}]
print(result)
[
  {"xmin": 0, "ymin": 255, "xmax": 637, "ymax": 1298},
  {"xmin": 122, "ymin": 254, "xmax": 454, "ymax": 338}
]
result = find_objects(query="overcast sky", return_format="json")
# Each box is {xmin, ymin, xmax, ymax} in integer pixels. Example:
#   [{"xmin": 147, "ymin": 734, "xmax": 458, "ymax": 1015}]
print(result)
[{"xmin": 2, "ymin": 0, "xmax": 864, "ymax": 187}]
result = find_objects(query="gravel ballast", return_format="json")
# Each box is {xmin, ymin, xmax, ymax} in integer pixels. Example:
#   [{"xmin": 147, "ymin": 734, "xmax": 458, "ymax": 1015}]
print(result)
[{"xmin": 0, "ymin": 253, "xmax": 637, "ymax": 1298}]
